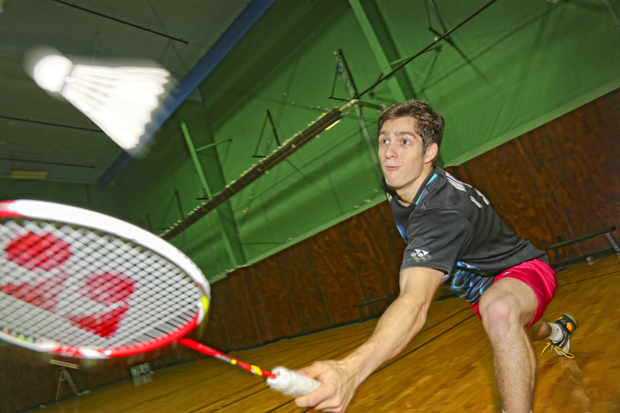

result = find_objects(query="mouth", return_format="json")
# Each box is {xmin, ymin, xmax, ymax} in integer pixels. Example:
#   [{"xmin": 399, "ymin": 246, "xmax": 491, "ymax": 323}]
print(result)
[{"xmin": 383, "ymin": 165, "xmax": 400, "ymax": 172}]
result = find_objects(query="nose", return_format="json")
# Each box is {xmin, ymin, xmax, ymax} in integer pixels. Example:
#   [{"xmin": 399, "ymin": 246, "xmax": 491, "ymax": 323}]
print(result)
[{"xmin": 383, "ymin": 141, "xmax": 396, "ymax": 159}]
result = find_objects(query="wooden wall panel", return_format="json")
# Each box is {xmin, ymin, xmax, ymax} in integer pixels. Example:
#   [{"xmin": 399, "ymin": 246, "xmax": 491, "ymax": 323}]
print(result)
[
  {"xmin": 540, "ymin": 108, "xmax": 612, "ymax": 248},
  {"xmin": 0, "ymin": 351, "xmax": 8, "ymax": 413},
  {"xmin": 523, "ymin": 116, "xmax": 600, "ymax": 258},
  {"xmin": 373, "ymin": 202, "xmax": 406, "ymax": 282},
  {"xmin": 277, "ymin": 242, "xmax": 333, "ymax": 332},
  {"xmin": 200, "ymin": 289, "xmax": 231, "ymax": 352},
  {"xmin": 601, "ymin": 91, "xmax": 620, "ymax": 132},
  {"xmin": 309, "ymin": 225, "xmax": 365, "ymax": 324},
  {"xmin": 375, "ymin": 201, "xmax": 409, "ymax": 269},
  {"xmin": 1, "ymin": 347, "xmax": 56, "ymax": 412},
  {"xmin": 244, "ymin": 258, "xmax": 301, "ymax": 342},
  {"xmin": 211, "ymin": 269, "xmax": 261, "ymax": 350},
  {"xmin": 509, "ymin": 128, "xmax": 580, "ymax": 253},
  {"xmin": 343, "ymin": 208, "xmax": 401, "ymax": 315},
  {"xmin": 554, "ymin": 97, "xmax": 620, "ymax": 240}
]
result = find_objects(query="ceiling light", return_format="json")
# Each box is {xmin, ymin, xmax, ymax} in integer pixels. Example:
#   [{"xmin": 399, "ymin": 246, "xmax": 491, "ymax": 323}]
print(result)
[{"xmin": 9, "ymin": 171, "xmax": 48, "ymax": 180}]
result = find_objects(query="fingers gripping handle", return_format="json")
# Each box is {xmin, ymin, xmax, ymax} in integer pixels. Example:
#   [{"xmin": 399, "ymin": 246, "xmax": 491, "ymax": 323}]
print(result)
[{"xmin": 267, "ymin": 367, "xmax": 320, "ymax": 396}]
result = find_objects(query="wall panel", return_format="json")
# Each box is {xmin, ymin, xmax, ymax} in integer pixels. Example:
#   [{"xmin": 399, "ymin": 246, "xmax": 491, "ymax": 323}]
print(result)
[
  {"xmin": 210, "ymin": 270, "xmax": 262, "ymax": 350},
  {"xmin": 310, "ymin": 225, "xmax": 365, "ymax": 325},
  {"xmin": 343, "ymin": 208, "xmax": 400, "ymax": 315},
  {"xmin": 277, "ymin": 242, "xmax": 333, "ymax": 333},
  {"xmin": 244, "ymin": 258, "xmax": 301, "ymax": 342},
  {"xmin": 200, "ymin": 290, "xmax": 231, "ymax": 352}
]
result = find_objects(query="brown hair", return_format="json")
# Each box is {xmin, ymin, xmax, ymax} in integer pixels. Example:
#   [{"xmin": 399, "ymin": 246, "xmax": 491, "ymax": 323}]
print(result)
[{"xmin": 378, "ymin": 100, "xmax": 444, "ymax": 167}]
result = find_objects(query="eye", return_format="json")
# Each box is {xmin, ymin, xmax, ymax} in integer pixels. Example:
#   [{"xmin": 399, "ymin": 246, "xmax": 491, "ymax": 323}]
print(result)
[
  {"xmin": 402, "ymin": 139, "xmax": 410, "ymax": 145},
  {"xmin": 380, "ymin": 138, "xmax": 389, "ymax": 145}
]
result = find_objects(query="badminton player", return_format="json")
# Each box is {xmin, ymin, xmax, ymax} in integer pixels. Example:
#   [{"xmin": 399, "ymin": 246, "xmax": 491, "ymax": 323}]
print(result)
[{"xmin": 295, "ymin": 100, "xmax": 577, "ymax": 413}]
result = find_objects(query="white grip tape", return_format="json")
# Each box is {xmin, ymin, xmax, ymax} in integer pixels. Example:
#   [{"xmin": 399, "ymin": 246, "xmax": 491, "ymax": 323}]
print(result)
[{"xmin": 266, "ymin": 367, "xmax": 320, "ymax": 396}]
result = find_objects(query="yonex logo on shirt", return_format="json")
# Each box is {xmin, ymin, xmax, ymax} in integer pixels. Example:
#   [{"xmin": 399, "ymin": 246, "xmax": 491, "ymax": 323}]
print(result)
[{"xmin": 411, "ymin": 249, "xmax": 431, "ymax": 262}]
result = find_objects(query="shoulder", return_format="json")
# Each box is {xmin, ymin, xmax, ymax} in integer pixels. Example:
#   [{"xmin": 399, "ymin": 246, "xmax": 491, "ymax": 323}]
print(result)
[
  {"xmin": 420, "ymin": 169, "xmax": 490, "ymax": 214},
  {"xmin": 406, "ymin": 206, "xmax": 472, "ymax": 241},
  {"xmin": 416, "ymin": 169, "xmax": 461, "ymax": 211}
]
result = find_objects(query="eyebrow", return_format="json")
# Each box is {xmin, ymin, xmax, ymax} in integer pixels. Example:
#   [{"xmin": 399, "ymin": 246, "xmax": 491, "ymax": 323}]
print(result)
[{"xmin": 378, "ymin": 130, "xmax": 417, "ymax": 137}]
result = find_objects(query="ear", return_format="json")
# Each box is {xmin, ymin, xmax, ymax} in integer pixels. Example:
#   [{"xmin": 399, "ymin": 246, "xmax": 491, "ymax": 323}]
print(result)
[{"xmin": 423, "ymin": 143, "xmax": 438, "ymax": 165}]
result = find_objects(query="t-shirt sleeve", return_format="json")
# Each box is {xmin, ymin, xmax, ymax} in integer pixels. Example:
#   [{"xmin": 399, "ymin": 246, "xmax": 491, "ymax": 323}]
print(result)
[{"xmin": 401, "ymin": 207, "xmax": 473, "ymax": 275}]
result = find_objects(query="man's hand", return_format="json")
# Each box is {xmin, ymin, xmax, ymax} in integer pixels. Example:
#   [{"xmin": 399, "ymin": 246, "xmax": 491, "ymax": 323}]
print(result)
[
  {"xmin": 295, "ymin": 267, "xmax": 443, "ymax": 412},
  {"xmin": 294, "ymin": 360, "xmax": 359, "ymax": 413}
]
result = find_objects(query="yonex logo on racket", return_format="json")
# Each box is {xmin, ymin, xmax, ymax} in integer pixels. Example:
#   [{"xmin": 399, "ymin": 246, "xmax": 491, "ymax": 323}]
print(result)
[
  {"xmin": 4, "ymin": 231, "xmax": 71, "ymax": 271},
  {"xmin": 66, "ymin": 272, "xmax": 136, "ymax": 338},
  {"xmin": 2, "ymin": 230, "xmax": 136, "ymax": 339}
]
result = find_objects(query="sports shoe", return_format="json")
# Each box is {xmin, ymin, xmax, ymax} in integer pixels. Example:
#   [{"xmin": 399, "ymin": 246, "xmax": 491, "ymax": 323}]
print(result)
[{"xmin": 542, "ymin": 313, "xmax": 578, "ymax": 358}]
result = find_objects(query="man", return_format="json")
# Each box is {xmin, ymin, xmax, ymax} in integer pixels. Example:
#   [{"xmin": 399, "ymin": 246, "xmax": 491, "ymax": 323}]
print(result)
[{"xmin": 295, "ymin": 100, "xmax": 577, "ymax": 413}]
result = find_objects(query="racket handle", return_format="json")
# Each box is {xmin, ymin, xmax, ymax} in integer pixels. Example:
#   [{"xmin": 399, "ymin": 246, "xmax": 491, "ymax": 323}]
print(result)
[
  {"xmin": 180, "ymin": 339, "xmax": 319, "ymax": 396},
  {"xmin": 179, "ymin": 338, "xmax": 276, "ymax": 378},
  {"xmin": 266, "ymin": 366, "xmax": 321, "ymax": 396}
]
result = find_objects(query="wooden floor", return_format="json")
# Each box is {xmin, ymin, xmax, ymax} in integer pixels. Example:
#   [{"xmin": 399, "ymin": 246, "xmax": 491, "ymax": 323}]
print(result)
[{"xmin": 30, "ymin": 255, "xmax": 620, "ymax": 413}]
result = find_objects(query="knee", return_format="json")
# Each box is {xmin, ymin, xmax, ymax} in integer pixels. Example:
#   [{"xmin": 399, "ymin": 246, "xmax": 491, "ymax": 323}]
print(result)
[{"xmin": 478, "ymin": 297, "xmax": 521, "ymax": 336}]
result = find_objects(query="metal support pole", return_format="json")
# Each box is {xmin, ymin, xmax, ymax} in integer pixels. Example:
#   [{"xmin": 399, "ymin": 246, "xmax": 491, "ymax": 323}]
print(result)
[
  {"xmin": 195, "ymin": 139, "xmax": 232, "ymax": 153},
  {"xmin": 348, "ymin": 0, "xmax": 409, "ymax": 101},
  {"xmin": 180, "ymin": 121, "xmax": 242, "ymax": 268},
  {"xmin": 181, "ymin": 122, "xmax": 213, "ymax": 199},
  {"xmin": 334, "ymin": 50, "xmax": 382, "ymax": 179}
]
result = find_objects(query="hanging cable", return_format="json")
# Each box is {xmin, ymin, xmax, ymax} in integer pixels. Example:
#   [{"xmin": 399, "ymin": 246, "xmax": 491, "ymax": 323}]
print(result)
[
  {"xmin": 51, "ymin": 0, "xmax": 189, "ymax": 44},
  {"xmin": 356, "ymin": 0, "xmax": 500, "ymax": 99}
]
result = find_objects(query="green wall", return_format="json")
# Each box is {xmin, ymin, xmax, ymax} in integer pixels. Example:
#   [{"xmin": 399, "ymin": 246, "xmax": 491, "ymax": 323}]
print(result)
[{"xmin": 7, "ymin": 0, "xmax": 618, "ymax": 283}]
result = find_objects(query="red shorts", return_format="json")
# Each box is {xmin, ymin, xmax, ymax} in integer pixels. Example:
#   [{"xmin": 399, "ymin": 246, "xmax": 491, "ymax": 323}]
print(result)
[{"xmin": 470, "ymin": 259, "xmax": 556, "ymax": 328}]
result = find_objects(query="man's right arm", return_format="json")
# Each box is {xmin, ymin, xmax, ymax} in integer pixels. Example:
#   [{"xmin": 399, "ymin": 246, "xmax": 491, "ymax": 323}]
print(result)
[{"xmin": 295, "ymin": 266, "xmax": 444, "ymax": 412}]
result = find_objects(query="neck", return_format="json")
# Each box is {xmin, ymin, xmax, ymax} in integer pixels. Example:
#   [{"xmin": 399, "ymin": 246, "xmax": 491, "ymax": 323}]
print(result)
[{"xmin": 395, "ymin": 165, "xmax": 434, "ymax": 205}]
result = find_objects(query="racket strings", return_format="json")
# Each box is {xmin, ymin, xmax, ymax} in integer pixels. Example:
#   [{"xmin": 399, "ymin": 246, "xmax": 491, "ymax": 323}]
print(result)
[
  {"xmin": 91, "ymin": 267, "xmax": 198, "ymax": 348},
  {"xmin": 1, "ymin": 218, "xmax": 203, "ymax": 351}
]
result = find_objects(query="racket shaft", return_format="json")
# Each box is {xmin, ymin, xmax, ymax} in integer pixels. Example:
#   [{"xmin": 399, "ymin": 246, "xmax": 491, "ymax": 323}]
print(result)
[{"xmin": 179, "ymin": 338, "xmax": 276, "ymax": 379}]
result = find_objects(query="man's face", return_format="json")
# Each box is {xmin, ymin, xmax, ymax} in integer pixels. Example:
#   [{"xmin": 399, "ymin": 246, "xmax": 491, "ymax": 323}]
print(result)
[{"xmin": 378, "ymin": 117, "xmax": 431, "ymax": 199}]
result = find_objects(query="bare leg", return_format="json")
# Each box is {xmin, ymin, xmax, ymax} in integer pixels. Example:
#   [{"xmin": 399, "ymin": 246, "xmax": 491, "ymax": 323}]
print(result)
[
  {"xmin": 478, "ymin": 278, "xmax": 539, "ymax": 413},
  {"xmin": 526, "ymin": 319, "xmax": 552, "ymax": 342}
]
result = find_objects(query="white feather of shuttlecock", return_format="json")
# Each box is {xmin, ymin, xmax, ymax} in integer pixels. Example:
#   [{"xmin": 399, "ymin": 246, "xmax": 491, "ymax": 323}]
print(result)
[{"xmin": 32, "ymin": 53, "xmax": 171, "ymax": 154}]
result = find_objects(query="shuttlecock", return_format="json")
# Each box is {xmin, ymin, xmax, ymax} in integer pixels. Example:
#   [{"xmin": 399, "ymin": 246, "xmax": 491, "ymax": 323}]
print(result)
[{"xmin": 28, "ymin": 49, "xmax": 172, "ymax": 155}]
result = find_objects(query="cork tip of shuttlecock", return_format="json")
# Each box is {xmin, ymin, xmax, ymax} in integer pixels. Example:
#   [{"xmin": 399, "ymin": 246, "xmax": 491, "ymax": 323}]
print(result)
[{"xmin": 32, "ymin": 53, "xmax": 74, "ymax": 93}]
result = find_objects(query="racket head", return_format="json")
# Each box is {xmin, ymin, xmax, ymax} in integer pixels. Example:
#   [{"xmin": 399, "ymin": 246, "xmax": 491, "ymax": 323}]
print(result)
[{"xmin": 0, "ymin": 199, "xmax": 210, "ymax": 359}]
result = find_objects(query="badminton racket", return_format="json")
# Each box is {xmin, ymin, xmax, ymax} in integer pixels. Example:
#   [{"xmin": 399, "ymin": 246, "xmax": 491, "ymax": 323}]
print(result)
[{"xmin": 0, "ymin": 199, "xmax": 318, "ymax": 396}]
